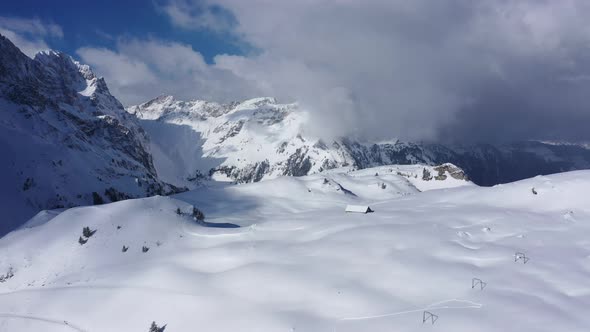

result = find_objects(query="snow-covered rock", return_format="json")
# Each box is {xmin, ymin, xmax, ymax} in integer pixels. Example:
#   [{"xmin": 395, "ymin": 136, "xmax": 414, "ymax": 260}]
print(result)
[{"xmin": 0, "ymin": 34, "xmax": 178, "ymax": 235}]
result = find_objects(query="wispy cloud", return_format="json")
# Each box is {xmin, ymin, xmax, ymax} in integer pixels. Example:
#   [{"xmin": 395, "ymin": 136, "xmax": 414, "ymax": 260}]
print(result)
[
  {"xmin": 0, "ymin": 16, "xmax": 63, "ymax": 57},
  {"xmin": 154, "ymin": 0, "xmax": 590, "ymax": 142},
  {"xmin": 3, "ymin": 3, "xmax": 590, "ymax": 142},
  {"xmin": 0, "ymin": 16, "xmax": 63, "ymax": 38},
  {"xmin": 157, "ymin": 0, "xmax": 236, "ymax": 32},
  {"xmin": 77, "ymin": 38, "xmax": 258, "ymax": 105}
]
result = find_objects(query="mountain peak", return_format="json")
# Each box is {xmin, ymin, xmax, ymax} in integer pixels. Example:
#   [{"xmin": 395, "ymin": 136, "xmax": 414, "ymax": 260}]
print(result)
[
  {"xmin": 34, "ymin": 49, "xmax": 63, "ymax": 58},
  {"xmin": 143, "ymin": 95, "xmax": 176, "ymax": 107},
  {"xmin": 0, "ymin": 34, "xmax": 177, "ymax": 234},
  {"xmin": 0, "ymin": 33, "xmax": 37, "ymax": 81},
  {"xmin": 33, "ymin": 49, "xmax": 98, "ymax": 87}
]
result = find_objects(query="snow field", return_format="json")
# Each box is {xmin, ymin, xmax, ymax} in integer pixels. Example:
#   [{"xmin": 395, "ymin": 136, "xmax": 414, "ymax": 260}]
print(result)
[{"xmin": 0, "ymin": 169, "xmax": 589, "ymax": 331}]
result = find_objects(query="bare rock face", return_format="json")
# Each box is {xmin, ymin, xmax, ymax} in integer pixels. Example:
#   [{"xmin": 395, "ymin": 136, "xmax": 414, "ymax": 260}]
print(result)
[
  {"xmin": 434, "ymin": 164, "xmax": 469, "ymax": 181},
  {"xmin": 0, "ymin": 34, "xmax": 179, "ymax": 235}
]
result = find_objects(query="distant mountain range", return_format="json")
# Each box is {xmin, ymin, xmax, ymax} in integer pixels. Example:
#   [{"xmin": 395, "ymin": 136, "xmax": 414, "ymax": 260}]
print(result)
[
  {"xmin": 128, "ymin": 95, "xmax": 590, "ymax": 187},
  {"xmin": 2, "ymin": 32, "xmax": 590, "ymax": 234}
]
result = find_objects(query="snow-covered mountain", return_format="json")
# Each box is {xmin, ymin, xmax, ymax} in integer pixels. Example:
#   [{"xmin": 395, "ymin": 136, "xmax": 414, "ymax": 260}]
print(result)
[
  {"xmin": 1, "ymin": 167, "xmax": 588, "ymax": 331},
  {"xmin": 2, "ymin": 28, "xmax": 589, "ymax": 236},
  {"xmin": 128, "ymin": 95, "xmax": 590, "ymax": 187},
  {"xmin": 2, "ymin": 30, "xmax": 590, "ymax": 332},
  {"xmin": 0, "ymin": 34, "xmax": 178, "ymax": 235},
  {"xmin": 127, "ymin": 95, "xmax": 361, "ymax": 186}
]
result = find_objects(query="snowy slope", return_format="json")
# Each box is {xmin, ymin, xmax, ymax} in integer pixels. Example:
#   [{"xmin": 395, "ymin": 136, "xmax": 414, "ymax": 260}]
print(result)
[
  {"xmin": 0, "ymin": 34, "xmax": 177, "ymax": 235},
  {"xmin": 1, "ymin": 168, "xmax": 589, "ymax": 331},
  {"xmin": 128, "ymin": 96, "xmax": 590, "ymax": 188}
]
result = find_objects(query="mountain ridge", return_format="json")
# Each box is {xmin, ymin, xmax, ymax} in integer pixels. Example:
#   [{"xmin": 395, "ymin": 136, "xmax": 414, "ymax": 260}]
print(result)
[{"xmin": 128, "ymin": 95, "xmax": 590, "ymax": 187}]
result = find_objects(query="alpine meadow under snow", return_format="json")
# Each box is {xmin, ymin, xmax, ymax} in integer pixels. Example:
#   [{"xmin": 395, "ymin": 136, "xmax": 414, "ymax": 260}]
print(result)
[
  {"xmin": 2, "ymin": 168, "xmax": 590, "ymax": 331},
  {"xmin": 2, "ymin": 3, "xmax": 590, "ymax": 331}
]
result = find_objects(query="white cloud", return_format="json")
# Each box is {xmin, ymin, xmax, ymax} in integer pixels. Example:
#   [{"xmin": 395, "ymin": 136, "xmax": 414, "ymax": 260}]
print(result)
[
  {"xmin": 158, "ymin": 0, "xmax": 235, "ymax": 32},
  {"xmin": 0, "ymin": 16, "xmax": 63, "ymax": 38},
  {"xmin": 0, "ymin": 28, "xmax": 50, "ymax": 58},
  {"xmin": 118, "ymin": 39, "xmax": 208, "ymax": 74},
  {"xmin": 77, "ymin": 38, "xmax": 259, "ymax": 106},
  {"xmin": 77, "ymin": 47, "xmax": 158, "ymax": 86},
  {"xmin": 0, "ymin": 16, "xmax": 63, "ymax": 58},
  {"xmin": 159, "ymin": 0, "xmax": 590, "ymax": 142},
  {"xmin": 3, "ymin": 4, "xmax": 590, "ymax": 141}
]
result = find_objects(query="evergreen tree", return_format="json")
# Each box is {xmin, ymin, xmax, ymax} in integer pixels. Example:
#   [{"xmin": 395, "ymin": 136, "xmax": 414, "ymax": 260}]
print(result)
[
  {"xmin": 149, "ymin": 321, "xmax": 166, "ymax": 332},
  {"xmin": 192, "ymin": 207, "xmax": 205, "ymax": 221},
  {"xmin": 92, "ymin": 192, "xmax": 104, "ymax": 205},
  {"xmin": 82, "ymin": 226, "xmax": 96, "ymax": 238}
]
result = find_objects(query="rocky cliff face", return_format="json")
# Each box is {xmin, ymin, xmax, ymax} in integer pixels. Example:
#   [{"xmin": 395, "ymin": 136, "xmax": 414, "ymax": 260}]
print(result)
[
  {"xmin": 4, "ymin": 30, "xmax": 585, "ymax": 236},
  {"xmin": 0, "ymin": 34, "xmax": 178, "ymax": 235},
  {"xmin": 129, "ymin": 96, "xmax": 590, "ymax": 187}
]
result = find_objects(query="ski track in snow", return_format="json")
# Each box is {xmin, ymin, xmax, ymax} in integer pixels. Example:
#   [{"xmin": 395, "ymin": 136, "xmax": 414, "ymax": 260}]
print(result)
[
  {"xmin": 333, "ymin": 299, "xmax": 483, "ymax": 331},
  {"xmin": 0, "ymin": 313, "xmax": 86, "ymax": 331},
  {"xmin": 337, "ymin": 299, "xmax": 482, "ymax": 321}
]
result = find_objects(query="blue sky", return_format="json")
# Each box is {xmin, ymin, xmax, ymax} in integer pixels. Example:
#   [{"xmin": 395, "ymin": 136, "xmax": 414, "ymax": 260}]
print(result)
[
  {"xmin": 1, "ymin": 0, "xmax": 243, "ymax": 63},
  {"xmin": 0, "ymin": 0, "xmax": 264, "ymax": 107}
]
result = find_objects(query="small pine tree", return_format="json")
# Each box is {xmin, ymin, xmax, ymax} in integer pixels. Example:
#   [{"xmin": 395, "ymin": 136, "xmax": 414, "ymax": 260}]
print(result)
[
  {"xmin": 122, "ymin": 245, "xmax": 129, "ymax": 252},
  {"xmin": 149, "ymin": 322, "xmax": 158, "ymax": 332},
  {"xmin": 142, "ymin": 246, "xmax": 150, "ymax": 253},
  {"xmin": 192, "ymin": 207, "xmax": 205, "ymax": 221},
  {"xmin": 92, "ymin": 192, "xmax": 104, "ymax": 205},
  {"xmin": 82, "ymin": 226, "xmax": 96, "ymax": 238},
  {"xmin": 149, "ymin": 321, "xmax": 166, "ymax": 332},
  {"xmin": 78, "ymin": 236, "xmax": 87, "ymax": 245},
  {"xmin": 422, "ymin": 168, "xmax": 432, "ymax": 181}
]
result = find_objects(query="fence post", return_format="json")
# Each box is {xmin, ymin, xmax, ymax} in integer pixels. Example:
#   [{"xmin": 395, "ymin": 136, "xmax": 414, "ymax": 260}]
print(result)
[
  {"xmin": 423, "ymin": 311, "xmax": 438, "ymax": 324},
  {"xmin": 472, "ymin": 278, "xmax": 487, "ymax": 290}
]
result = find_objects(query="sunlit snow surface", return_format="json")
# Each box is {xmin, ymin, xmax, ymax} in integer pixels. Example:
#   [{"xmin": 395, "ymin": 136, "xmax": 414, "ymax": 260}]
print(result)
[{"xmin": 1, "ymin": 168, "xmax": 589, "ymax": 331}]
